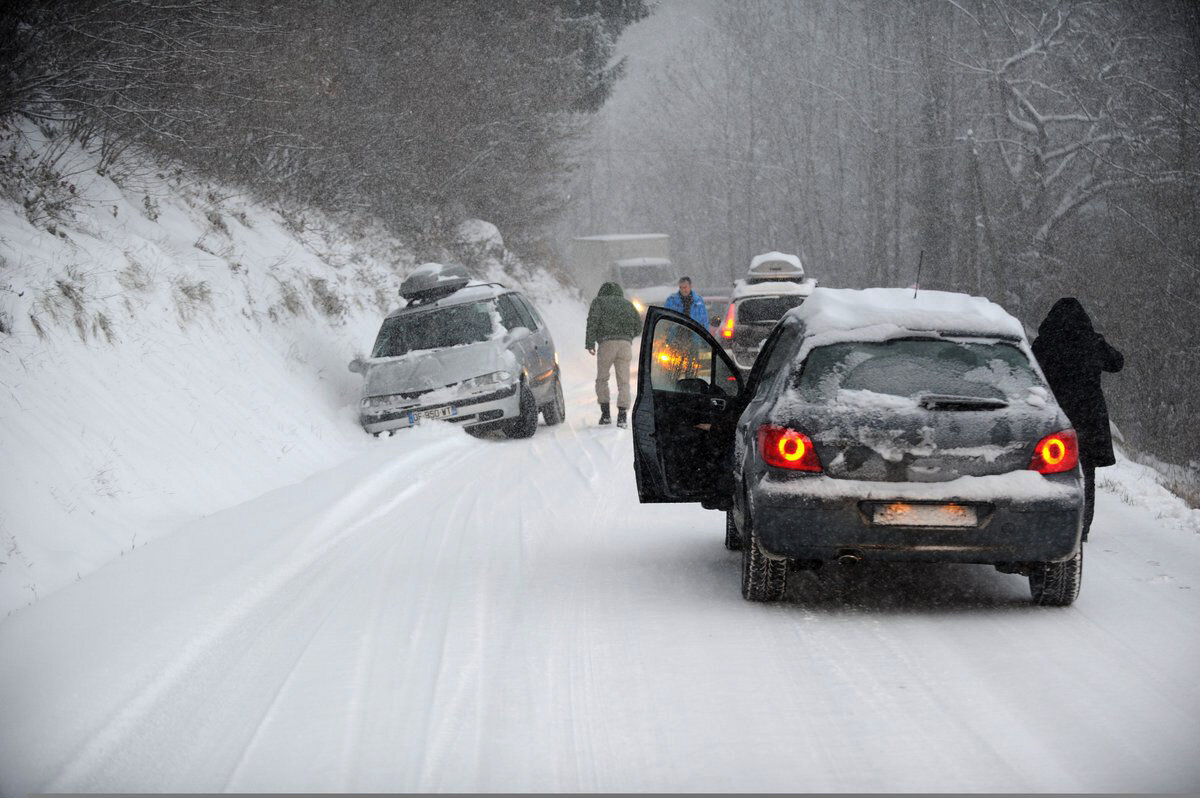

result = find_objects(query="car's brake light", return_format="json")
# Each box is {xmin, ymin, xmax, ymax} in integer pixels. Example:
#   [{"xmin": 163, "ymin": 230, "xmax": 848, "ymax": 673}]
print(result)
[
  {"xmin": 721, "ymin": 302, "xmax": 736, "ymax": 339},
  {"xmin": 759, "ymin": 425, "xmax": 822, "ymax": 471},
  {"xmin": 1029, "ymin": 429, "xmax": 1079, "ymax": 474}
]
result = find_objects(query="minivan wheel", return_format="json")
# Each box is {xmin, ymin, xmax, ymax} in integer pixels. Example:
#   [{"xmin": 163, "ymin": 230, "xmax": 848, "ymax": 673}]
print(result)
[
  {"xmin": 541, "ymin": 373, "xmax": 566, "ymax": 426},
  {"xmin": 505, "ymin": 382, "xmax": 539, "ymax": 439},
  {"xmin": 724, "ymin": 509, "xmax": 742, "ymax": 551},
  {"xmin": 741, "ymin": 516, "xmax": 786, "ymax": 602},
  {"xmin": 1029, "ymin": 547, "xmax": 1083, "ymax": 606}
]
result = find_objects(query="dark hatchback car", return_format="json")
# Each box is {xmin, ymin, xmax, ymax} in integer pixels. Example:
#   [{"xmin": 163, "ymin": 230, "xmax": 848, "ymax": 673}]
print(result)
[{"xmin": 632, "ymin": 287, "xmax": 1085, "ymax": 605}]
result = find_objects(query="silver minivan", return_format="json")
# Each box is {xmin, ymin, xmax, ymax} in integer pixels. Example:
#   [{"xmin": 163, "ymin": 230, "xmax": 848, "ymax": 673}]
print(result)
[{"xmin": 350, "ymin": 263, "xmax": 564, "ymax": 438}]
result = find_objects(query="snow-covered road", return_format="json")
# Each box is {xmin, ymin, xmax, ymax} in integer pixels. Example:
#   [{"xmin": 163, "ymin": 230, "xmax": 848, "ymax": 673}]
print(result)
[{"xmin": 2, "ymin": 371, "xmax": 1198, "ymax": 794}]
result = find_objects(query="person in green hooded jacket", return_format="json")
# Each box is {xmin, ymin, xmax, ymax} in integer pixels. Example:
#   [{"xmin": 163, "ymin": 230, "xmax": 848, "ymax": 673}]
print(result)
[{"xmin": 585, "ymin": 282, "xmax": 641, "ymax": 426}]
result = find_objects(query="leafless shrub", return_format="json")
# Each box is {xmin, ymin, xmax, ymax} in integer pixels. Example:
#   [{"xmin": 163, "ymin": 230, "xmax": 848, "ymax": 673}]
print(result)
[
  {"xmin": 29, "ymin": 312, "xmax": 46, "ymax": 339},
  {"xmin": 93, "ymin": 312, "xmax": 114, "ymax": 344},
  {"xmin": 117, "ymin": 261, "xmax": 153, "ymax": 292},
  {"xmin": 142, "ymin": 195, "xmax": 160, "ymax": 221},
  {"xmin": 308, "ymin": 277, "xmax": 347, "ymax": 321},
  {"xmin": 172, "ymin": 277, "xmax": 211, "ymax": 322},
  {"xmin": 34, "ymin": 268, "xmax": 90, "ymax": 341},
  {"xmin": 205, "ymin": 209, "xmax": 228, "ymax": 236},
  {"xmin": 269, "ymin": 277, "xmax": 305, "ymax": 322}
]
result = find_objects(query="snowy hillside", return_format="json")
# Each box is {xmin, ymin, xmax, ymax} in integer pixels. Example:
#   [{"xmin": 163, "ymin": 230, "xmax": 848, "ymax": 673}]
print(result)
[{"xmin": 0, "ymin": 125, "xmax": 583, "ymax": 616}]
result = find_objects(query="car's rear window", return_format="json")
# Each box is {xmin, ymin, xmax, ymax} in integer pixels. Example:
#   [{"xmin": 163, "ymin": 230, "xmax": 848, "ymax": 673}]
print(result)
[
  {"xmin": 737, "ymin": 295, "xmax": 806, "ymax": 324},
  {"xmin": 371, "ymin": 301, "xmax": 497, "ymax": 357},
  {"xmin": 792, "ymin": 339, "xmax": 1040, "ymax": 401}
]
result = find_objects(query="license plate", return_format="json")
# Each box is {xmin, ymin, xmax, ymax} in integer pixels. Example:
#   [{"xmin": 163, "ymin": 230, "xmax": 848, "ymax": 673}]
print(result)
[
  {"xmin": 873, "ymin": 502, "xmax": 977, "ymax": 527},
  {"xmin": 409, "ymin": 405, "xmax": 457, "ymax": 423}
]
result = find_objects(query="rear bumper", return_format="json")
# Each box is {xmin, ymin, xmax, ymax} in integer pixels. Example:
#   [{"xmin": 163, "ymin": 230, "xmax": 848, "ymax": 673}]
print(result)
[
  {"xmin": 749, "ymin": 472, "xmax": 1083, "ymax": 564},
  {"xmin": 360, "ymin": 384, "xmax": 518, "ymax": 434}
]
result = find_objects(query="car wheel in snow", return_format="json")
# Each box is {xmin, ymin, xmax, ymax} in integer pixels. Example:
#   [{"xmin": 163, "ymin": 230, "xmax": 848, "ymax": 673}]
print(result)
[
  {"xmin": 505, "ymin": 382, "xmax": 539, "ymax": 439},
  {"xmin": 741, "ymin": 515, "xmax": 786, "ymax": 602},
  {"xmin": 541, "ymin": 373, "xmax": 566, "ymax": 426},
  {"xmin": 724, "ymin": 509, "xmax": 742, "ymax": 551},
  {"xmin": 1029, "ymin": 546, "xmax": 1083, "ymax": 606}
]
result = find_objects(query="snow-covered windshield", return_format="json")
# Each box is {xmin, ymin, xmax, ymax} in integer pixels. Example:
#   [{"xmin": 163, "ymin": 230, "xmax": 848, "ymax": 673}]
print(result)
[
  {"xmin": 371, "ymin": 301, "xmax": 497, "ymax": 358},
  {"xmin": 792, "ymin": 339, "xmax": 1040, "ymax": 402}
]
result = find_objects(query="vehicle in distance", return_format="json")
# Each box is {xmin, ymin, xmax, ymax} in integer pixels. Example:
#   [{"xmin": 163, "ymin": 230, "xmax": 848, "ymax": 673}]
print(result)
[
  {"xmin": 569, "ymin": 234, "xmax": 676, "ymax": 316},
  {"xmin": 350, "ymin": 263, "xmax": 565, "ymax": 438},
  {"xmin": 632, "ymin": 287, "xmax": 1084, "ymax": 606},
  {"xmin": 720, "ymin": 251, "xmax": 817, "ymax": 370}
]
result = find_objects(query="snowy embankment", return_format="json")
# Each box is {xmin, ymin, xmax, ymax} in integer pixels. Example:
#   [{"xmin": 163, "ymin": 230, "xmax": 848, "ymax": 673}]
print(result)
[{"xmin": 0, "ymin": 127, "xmax": 583, "ymax": 616}]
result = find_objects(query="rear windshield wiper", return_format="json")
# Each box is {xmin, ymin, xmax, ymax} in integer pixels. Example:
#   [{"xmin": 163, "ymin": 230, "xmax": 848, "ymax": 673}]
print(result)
[{"xmin": 918, "ymin": 394, "xmax": 1009, "ymax": 411}]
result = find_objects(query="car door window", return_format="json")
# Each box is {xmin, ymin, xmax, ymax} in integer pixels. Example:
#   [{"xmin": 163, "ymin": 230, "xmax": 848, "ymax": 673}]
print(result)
[
  {"xmin": 753, "ymin": 323, "xmax": 802, "ymax": 393},
  {"xmin": 649, "ymin": 317, "xmax": 739, "ymax": 396},
  {"xmin": 511, "ymin": 295, "xmax": 540, "ymax": 331},
  {"xmin": 514, "ymin": 295, "xmax": 544, "ymax": 331},
  {"xmin": 496, "ymin": 295, "xmax": 526, "ymax": 331}
]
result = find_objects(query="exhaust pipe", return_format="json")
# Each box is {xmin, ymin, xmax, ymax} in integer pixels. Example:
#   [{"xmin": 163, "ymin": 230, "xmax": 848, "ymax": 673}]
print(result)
[{"xmin": 837, "ymin": 549, "xmax": 864, "ymax": 566}]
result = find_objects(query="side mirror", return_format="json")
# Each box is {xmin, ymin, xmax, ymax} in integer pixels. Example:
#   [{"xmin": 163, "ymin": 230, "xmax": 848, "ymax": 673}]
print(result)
[{"xmin": 348, "ymin": 357, "xmax": 365, "ymax": 374}]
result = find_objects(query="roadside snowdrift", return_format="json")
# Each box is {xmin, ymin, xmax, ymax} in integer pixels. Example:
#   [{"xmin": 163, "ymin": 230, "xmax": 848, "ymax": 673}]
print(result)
[{"xmin": 0, "ymin": 128, "xmax": 582, "ymax": 615}]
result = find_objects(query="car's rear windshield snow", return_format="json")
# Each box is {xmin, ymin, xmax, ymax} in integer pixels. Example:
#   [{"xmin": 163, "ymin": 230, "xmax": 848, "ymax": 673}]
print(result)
[
  {"xmin": 371, "ymin": 301, "xmax": 496, "ymax": 358},
  {"xmin": 737, "ymin": 295, "xmax": 807, "ymax": 324},
  {"xmin": 793, "ymin": 339, "xmax": 1040, "ymax": 402}
]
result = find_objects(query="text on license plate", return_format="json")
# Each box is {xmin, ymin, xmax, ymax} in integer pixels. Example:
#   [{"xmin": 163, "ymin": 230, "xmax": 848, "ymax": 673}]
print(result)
[
  {"xmin": 873, "ymin": 502, "xmax": 977, "ymax": 527},
  {"xmin": 410, "ymin": 405, "xmax": 457, "ymax": 423}
]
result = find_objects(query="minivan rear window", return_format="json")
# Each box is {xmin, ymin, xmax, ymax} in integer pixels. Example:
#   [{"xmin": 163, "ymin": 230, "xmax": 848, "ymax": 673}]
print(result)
[
  {"xmin": 793, "ymin": 339, "xmax": 1040, "ymax": 401},
  {"xmin": 737, "ymin": 295, "xmax": 806, "ymax": 324}
]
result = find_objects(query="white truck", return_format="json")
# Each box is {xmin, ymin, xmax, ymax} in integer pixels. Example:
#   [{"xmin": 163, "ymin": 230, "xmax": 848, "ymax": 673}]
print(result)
[{"xmin": 569, "ymin": 234, "xmax": 676, "ymax": 312}]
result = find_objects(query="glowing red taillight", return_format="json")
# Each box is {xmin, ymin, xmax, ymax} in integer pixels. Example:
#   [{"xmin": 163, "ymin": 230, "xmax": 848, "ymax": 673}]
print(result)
[
  {"xmin": 721, "ymin": 302, "xmax": 736, "ymax": 339},
  {"xmin": 1029, "ymin": 429, "xmax": 1079, "ymax": 474},
  {"xmin": 759, "ymin": 425, "xmax": 822, "ymax": 471}
]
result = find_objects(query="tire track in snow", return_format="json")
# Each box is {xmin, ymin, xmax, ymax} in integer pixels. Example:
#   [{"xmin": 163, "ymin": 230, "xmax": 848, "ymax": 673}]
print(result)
[{"xmin": 44, "ymin": 437, "xmax": 470, "ymax": 793}]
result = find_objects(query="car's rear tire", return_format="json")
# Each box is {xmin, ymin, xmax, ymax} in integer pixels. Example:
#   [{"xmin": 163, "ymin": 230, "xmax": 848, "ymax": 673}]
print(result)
[
  {"xmin": 1029, "ymin": 547, "xmax": 1083, "ymax": 606},
  {"xmin": 541, "ymin": 373, "xmax": 566, "ymax": 426},
  {"xmin": 505, "ymin": 382, "xmax": 539, "ymax": 439},
  {"xmin": 724, "ymin": 509, "xmax": 742, "ymax": 551},
  {"xmin": 741, "ymin": 515, "xmax": 786, "ymax": 602}
]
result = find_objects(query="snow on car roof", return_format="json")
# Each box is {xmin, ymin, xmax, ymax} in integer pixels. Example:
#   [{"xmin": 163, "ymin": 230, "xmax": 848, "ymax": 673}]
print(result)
[
  {"xmin": 786, "ymin": 287, "xmax": 1026, "ymax": 341},
  {"xmin": 732, "ymin": 277, "xmax": 818, "ymax": 298}
]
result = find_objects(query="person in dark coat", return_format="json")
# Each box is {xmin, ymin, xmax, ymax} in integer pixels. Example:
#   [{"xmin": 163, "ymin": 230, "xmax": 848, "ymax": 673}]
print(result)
[
  {"xmin": 1031, "ymin": 297, "xmax": 1124, "ymax": 541},
  {"xmin": 585, "ymin": 282, "xmax": 641, "ymax": 427}
]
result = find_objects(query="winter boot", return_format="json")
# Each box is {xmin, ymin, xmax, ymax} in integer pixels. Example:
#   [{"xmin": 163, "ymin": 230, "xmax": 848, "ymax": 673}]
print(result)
[
  {"xmin": 598, "ymin": 402, "xmax": 611, "ymax": 425},
  {"xmin": 616, "ymin": 408, "xmax": 628, "ymax": 428}
]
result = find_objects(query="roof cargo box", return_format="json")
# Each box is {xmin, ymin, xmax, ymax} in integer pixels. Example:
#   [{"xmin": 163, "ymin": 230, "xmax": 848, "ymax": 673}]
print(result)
[
  {"xmin": 747, "ymin": 251, "xmax": 804, "ymax": 283},
  {"xmin": 399, "ymin": 262, "xmax": 471, "ymax": 303}
]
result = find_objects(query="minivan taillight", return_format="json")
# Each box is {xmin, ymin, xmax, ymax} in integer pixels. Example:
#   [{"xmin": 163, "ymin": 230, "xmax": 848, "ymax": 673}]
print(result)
[
  {"xmin": 721, "ymin": 302, "xmax": 736, "ymax": 339},
  {"xmin": 759, "ymin": 425, "xmax": 822, "ymax": 471},
  {"xmin": 1029, "ymin": 429, "xmax": 1079, "ymax": 474}
]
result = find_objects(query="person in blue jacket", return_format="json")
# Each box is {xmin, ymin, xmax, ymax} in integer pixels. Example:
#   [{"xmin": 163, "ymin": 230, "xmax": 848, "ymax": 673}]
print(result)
[
  {"xmin": 663, "ymin": 276, "xmax": 708, "ymax": 327},
  {"xmin": 663, "ymin": 276, "xmax": 709, "ymax": 378}
]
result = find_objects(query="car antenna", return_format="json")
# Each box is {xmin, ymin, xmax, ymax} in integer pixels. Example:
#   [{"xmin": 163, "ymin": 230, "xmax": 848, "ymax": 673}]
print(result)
[{"xmin": 913, "ymin": 249, "xmax": 924, "ymax": 299}]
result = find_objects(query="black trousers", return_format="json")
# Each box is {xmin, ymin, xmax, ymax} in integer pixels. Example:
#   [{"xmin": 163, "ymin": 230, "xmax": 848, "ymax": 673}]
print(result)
[{"xmin": 1082, "ymin": 465, "xmax": 1096, "ymax": 541}]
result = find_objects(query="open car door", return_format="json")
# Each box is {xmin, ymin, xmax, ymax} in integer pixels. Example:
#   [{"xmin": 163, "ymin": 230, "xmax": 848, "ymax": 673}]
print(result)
[{"xmin": 632, "ymin": 307, "xmax": 744, "ymax": 506}]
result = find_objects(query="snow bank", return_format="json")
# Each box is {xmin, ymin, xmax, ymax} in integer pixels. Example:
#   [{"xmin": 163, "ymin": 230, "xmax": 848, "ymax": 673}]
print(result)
[{"xmin": 0, "ymin": 130, "xmax": 580, "ymax": 616}]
